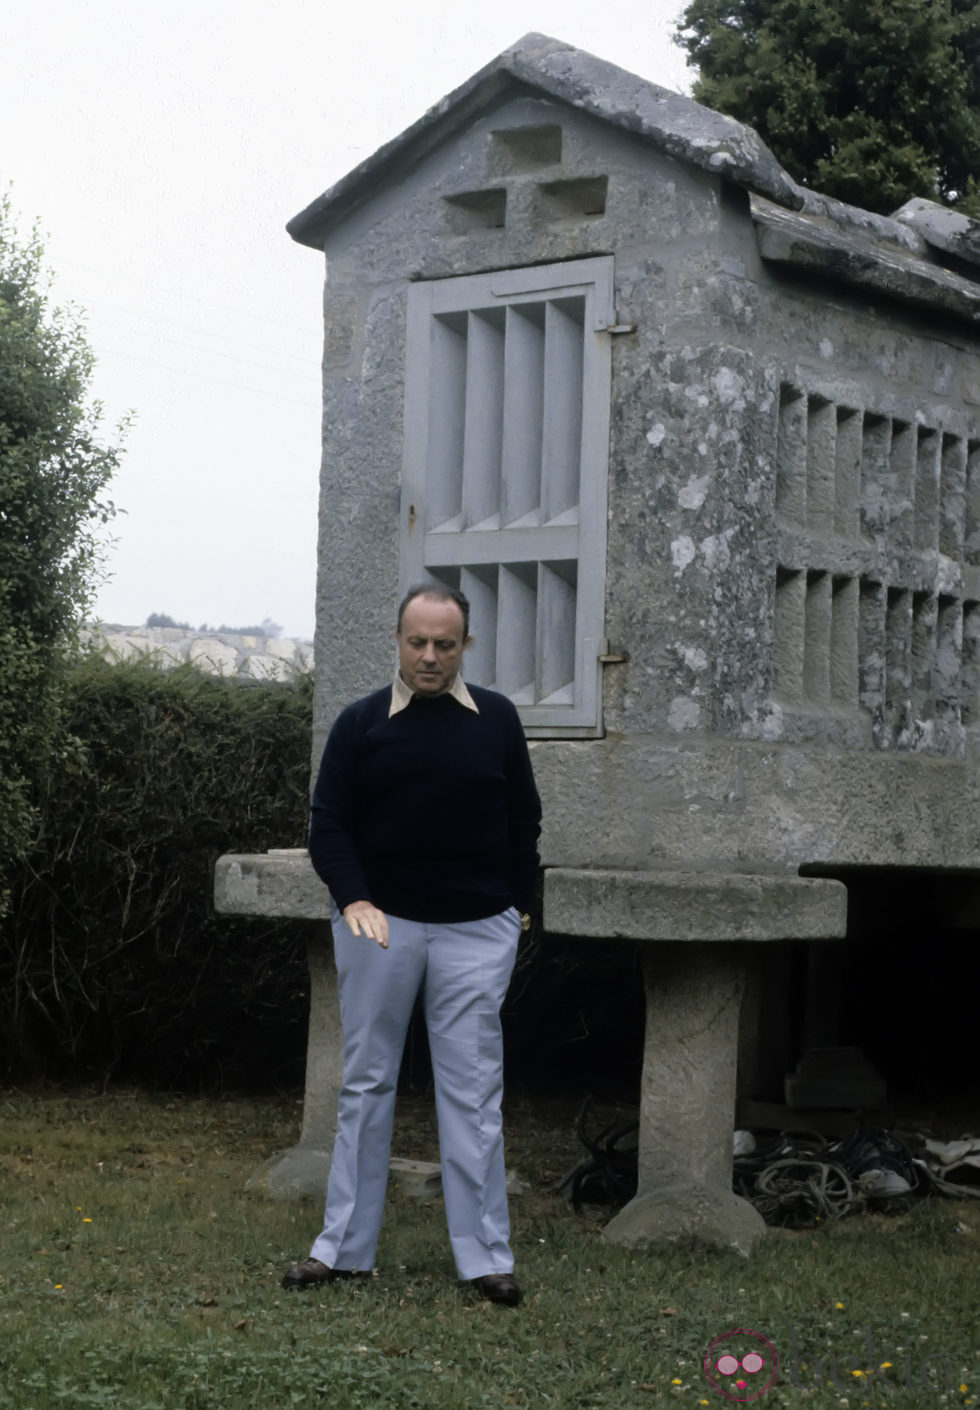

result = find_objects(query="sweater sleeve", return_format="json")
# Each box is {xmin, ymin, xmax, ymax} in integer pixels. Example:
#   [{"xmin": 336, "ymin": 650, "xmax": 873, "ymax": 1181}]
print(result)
[
  {"xmin": 502, "ymin": 703, "xmax": 542, "ymax": 914},
  {"xmin": 308, "ymin": 704, "xmax": 373, "ymax": 912}
]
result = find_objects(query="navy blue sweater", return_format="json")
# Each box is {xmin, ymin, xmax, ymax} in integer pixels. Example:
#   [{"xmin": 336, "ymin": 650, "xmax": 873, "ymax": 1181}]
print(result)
[{"xmin": 308, "ymin": 683, "xmax": 541, "ymax": 923}]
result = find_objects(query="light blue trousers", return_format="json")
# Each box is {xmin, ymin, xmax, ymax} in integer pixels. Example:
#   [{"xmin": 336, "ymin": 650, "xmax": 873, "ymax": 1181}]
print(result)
[{"xmin": 309, "ymin": 906, "xmax": 521, "ymax": 1280}]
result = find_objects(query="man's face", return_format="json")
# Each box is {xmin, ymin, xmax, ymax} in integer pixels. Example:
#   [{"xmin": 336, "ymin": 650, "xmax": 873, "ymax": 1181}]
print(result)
[{"xmin": 397, "ymin": 595, "xmax": 471, "ymax": 698}]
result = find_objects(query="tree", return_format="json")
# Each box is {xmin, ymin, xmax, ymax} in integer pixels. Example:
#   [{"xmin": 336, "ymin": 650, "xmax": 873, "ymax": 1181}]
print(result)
[
  {"xmin": 0, "ymin": 192, "xmax": 125, "ymax": 912},
  {"xmin": 145, "ymin": 612, "xmax": 191, "ymax": 630},
  {"xmin": 675, "ymin": 0, "xmax": 980, "ymax": 216}
]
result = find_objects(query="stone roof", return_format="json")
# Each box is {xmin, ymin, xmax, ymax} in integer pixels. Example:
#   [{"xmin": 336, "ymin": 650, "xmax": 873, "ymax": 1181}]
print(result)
[
  {"xmin": 286, "ymin": 31, "xmax": 802, "ymax": 248},
  {"xmin": 286, "ymin": 32, "xmax": 980, "ymax": 327}
]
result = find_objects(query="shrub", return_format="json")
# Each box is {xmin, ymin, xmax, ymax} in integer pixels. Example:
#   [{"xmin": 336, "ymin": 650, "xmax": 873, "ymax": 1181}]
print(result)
[
  {"xmin": 2, "ymin": 656, "xmax": 314, "ymax": 1088},
  {"xmin": 0, "ymin": 194, "xmax": 124, "ymax": 914}
]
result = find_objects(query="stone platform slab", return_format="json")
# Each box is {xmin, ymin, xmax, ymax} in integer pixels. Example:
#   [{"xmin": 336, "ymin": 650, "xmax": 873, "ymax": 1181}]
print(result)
[{"xmin": 544, "ymin": 867, "xmax": 848, "ymax": 942}]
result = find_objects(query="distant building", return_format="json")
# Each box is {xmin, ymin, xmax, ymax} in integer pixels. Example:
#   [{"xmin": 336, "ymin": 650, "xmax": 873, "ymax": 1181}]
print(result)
[{"xmin": 83, "ymin": 623, "xmax": 313, "ymax": 680}]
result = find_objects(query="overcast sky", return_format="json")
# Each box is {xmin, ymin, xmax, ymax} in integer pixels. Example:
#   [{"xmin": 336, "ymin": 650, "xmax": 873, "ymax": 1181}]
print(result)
[{"xmin": 3, "ymin": 0, "xmax": 692, "ymax": 639}]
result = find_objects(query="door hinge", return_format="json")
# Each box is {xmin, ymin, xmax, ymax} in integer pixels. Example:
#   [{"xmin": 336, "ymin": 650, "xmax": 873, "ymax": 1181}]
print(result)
[{"xmin": 596, "ymin": 313, "xmax": 636, "ymax": 335}]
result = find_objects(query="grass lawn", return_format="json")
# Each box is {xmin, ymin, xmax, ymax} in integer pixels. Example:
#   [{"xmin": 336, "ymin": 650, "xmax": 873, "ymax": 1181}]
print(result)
[{"xmin": 0, "ymin": 1086, "xmax": 977, "ymax": 1408}]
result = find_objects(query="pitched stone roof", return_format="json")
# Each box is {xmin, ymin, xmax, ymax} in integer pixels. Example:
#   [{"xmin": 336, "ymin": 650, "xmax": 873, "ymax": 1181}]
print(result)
[
  {"xmin": 286, "ymin": 31, "xmax": 802, "ymax": 249},
  {"xmin": 286, "ymin": 32, "xmax": 980, "ymax": 325}
]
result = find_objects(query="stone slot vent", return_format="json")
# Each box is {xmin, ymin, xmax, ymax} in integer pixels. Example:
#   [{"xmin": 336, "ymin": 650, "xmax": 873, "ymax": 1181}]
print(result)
[
  {"xmin": 774, "ymin": 569, "xmax": 979, "ymax": 747},
  {"xmin": 776, "ymin": 384, "xmax": 980, "ymax": 559},
  {"xmin": 773, "ymin": 383, "xmax": 980, "ymax": 748}
]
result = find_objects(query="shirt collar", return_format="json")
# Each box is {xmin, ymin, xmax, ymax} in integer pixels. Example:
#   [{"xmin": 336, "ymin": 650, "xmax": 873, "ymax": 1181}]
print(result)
[{"xmin": 389, "ymin": 671, "xmax": 479, "ymax": 717}]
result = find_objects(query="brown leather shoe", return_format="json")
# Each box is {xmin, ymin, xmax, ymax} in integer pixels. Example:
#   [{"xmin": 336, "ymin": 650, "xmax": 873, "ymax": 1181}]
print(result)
[
  {"xmin": 471, "ymin": 1273, "xmax": 522, "ymax": 1306},
  {"xmin": 281, "ymin": 1258, "xmax": 369, "ymax": 1290}
]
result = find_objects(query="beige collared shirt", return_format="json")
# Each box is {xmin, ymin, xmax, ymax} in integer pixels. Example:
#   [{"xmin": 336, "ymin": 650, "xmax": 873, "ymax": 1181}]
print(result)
[{"xmin": 389, "ymin": 671, "xmax": 479, "ymax": 717}]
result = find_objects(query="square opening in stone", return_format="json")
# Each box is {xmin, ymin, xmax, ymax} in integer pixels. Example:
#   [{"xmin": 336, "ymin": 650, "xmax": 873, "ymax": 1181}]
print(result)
[
  {"xmin": 443, "ymin": 188, "xmax": 507, "ymax": 232},
  {"xmin": 536, "ymin": 176, "xmax": 608, "ymax": 220},
  {"xmin": 489, "ymin": 123, "xmax": 563, "ymax": 172}
]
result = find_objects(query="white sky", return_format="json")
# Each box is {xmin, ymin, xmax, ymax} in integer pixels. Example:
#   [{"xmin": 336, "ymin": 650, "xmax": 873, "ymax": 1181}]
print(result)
[{"xmin": 2, "ymin": 0, "xmax": 692, "ymax": 639}]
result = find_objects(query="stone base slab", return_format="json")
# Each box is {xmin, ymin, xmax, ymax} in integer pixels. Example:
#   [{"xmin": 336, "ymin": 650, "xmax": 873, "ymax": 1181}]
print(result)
[
  {"xmin": 389, "ymin": 1158, "xmax": 443, "ymax": 1199},
  {"xmin": 248, "ymin": 1150, "xmax": 443, "ymax": 1201},
  {"xmin": 245, "ymin": 1145, "xmax": 332, "ymax": 1200},
  {"xmin": 602, "ymin": 1183, "xmax": 766, "ymax": 1258},
  {"xmin": 246, "ymin": 1148, "xmax": 526, "ymax": 1202}
]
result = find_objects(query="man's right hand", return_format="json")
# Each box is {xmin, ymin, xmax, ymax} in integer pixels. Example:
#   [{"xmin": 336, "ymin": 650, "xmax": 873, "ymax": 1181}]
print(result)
[{"xmin": 342, "ymin": 900, "xmax": 390, "ymax": 949}]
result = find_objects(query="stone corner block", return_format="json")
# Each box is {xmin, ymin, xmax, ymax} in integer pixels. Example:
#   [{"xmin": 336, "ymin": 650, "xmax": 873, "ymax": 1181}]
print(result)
[
  {"xmin": 388, "ymin": 1158, "xmax": 443, "ymax": 1199},
  {"xmin": 245, "ymin": 1145, "xmax": 331, "ymax": 1200},
  {"xmin": 601, "ymin": 1185, "xmax": 766, "ymax": 1258},
  {"xmin": 214, "ymin": 850, "xmax": 331, "ymax": 921},
  {"xmin": 543, "ymin": 868, "xmax": 847, "ymax": 942}
]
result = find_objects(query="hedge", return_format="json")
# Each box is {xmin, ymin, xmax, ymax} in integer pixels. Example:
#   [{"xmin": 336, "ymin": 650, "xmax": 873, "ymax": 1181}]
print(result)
[{"xmin": 2, "ymin": 656, "xmax": 314, "ymax": 1088}]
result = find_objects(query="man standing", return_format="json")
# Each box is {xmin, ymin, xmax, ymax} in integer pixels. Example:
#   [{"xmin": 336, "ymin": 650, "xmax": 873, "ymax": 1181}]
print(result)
[{"xmin": 282, "ymin": 584, "xmax": 541, "ymax": 1306}]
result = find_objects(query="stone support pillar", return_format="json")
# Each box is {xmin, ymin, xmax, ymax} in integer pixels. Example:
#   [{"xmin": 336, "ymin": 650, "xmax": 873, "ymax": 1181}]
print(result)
[
  {"xmin": 214, "ymin": 850, "xmax": 339, "ymax": 1197},
  {"xmin": 603, "ymin": 942, "xmax": 763, "ymax": 1256}
]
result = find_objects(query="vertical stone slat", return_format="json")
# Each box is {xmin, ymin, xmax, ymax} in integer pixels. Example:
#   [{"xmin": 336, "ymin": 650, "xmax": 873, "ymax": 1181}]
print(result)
[
  {"xmin": 962, "ymin": 602, "xmax": 980, "ymax": 727},
  {"xmin": 834, "ymin": 407, "xmax": 861, "ymax": 539},
  {"xmin": 966, "ymin": 441, "xmax": 980, "ymax": 566},
  {"xmin": 803, "ymin": 570, "xmax": 831, "ymax": 704},
  {"xmin": 461, "ymin": 309, "xmax": 504, "ymax": 528},
  {"xmin": 915, "ymin": 427, "xmax": 940, "ymax": 553},
  {"xmin": 830, "ymin": 575, "xmax": 859, "ymax": 704},
  {"xmin": 536, "ymin": 560, "xmax": 577, "ymax": 704},
  {"xmin": 495, "ymin": 563, "xmax": 537, "ymax": 702},
  {"xmin": 910, "ymin": 591, "xmax": 937, "ymax": 723},
  {"xmin": 500, "ymin": 304, "xmax": 545, "ymax": 527},
  {"xmin": 858, "ymin": 578, "xmax": 886, "ymax": 726},
  {"xmin": 885, "ymin": 588, "xmax": 912, "ymax": 738},
  {"xmin": 540, "ymin": 298, "xmax": 584, "ymax": 523},
  {"xmin": 773, "ymin": 567, "xmax": 805, "ymax": 701},
  {"xmin": 805, "ymin": 396, "xmax": 835, "ymax": 534},
  {"xmin": 776, "ymin": 385, "xmax": 806, "ymax": 526},
  {"xmin": 459, "ymin": 564, "xmax": 498, "ymax": 688},
  {"xmin": 888, "ymin": 420, "xmax": 915, "ymax": 551},
  {"xmin": 860, "ymin": 413, "xmax": 890, "ymax": 540},
  {"xmin": 940, "ymin": 433, "xmax": 966, "ymax": 560},
  {"xmin": 426, "ymin": 314, "xmax": 467, "ymax": 530},
  {"xmin": 935, "ymin": 594, "xmax": 963, "ymax": 725}
]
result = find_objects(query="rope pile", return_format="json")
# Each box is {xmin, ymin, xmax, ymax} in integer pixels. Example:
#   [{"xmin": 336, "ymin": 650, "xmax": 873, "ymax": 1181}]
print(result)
[{"xmin": 563, "ymin": 1098, "xmax": 926, "ymax": 1230}]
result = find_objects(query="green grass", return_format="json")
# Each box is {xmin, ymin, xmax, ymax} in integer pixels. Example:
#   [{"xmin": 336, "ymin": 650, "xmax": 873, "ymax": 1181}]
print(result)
[{"xmin": 0, "ymin": 1088, "xmax": 977, "ymax": 1408}]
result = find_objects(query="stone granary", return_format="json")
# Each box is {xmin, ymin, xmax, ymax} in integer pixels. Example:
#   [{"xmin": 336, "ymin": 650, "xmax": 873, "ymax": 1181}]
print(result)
[{"xmin": 216, "ymin": 34, "xmax": 980, "ymax": 1254}]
